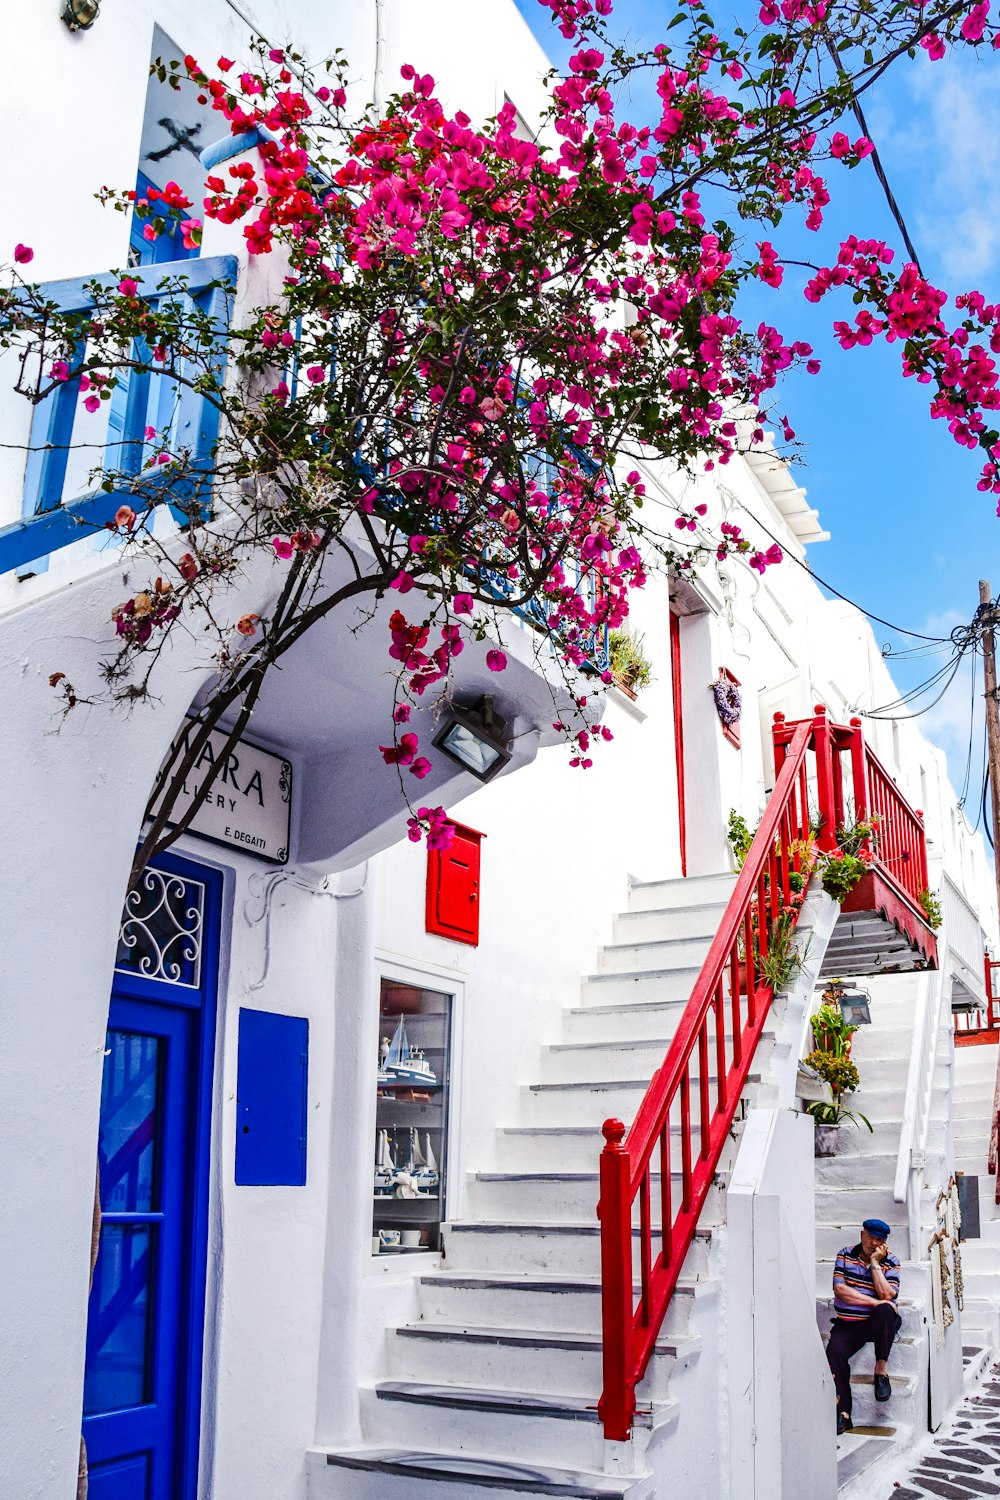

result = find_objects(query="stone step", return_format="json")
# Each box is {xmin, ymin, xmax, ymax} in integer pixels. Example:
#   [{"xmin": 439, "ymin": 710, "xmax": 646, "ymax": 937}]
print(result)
[
  {"xmin": 842, "ymin": 1368, "xmax": 918, "ymax": 1429},
  {"xmin": 849, "ymin": 1030, "xmax": 917, "ymax": 1062},
  {"xmin": 540, "ymin": 1040, "xmax": 678, "ymax": 1087},
  {"xmin": 440, "ymin": 1221, "xmax": 714, "ymax": 1279},
  {"xmin": 819, "ymin": 1328, "xmax": 922, "ymax": 1377},
  {"xmin": 494, "ymin": 1125, "xmax": 708, "ymax": 1175},
  {"xmin": 830, "ymin": 1088, "xmax": 906, "ymax": 1124},
  {"xmin": 466, "ymin": 1170, "xmax": 726, "ymax": 1225},
  {"xmin": 957, "ymin": 1295, "xmax": 1000, "ymax": 1346},
  {"xmin": 843, "ymin": 1055, "xmax": 920, "ymax": 1089},
  {"xmin": 611, "ymin": 903, "xmax": 729, "ymax": 946},
  {"xmin": 561, "ymin": 1000, "xmax": 692, "ymax": 1045},
  {"xmin": 627, "ymin": 873, "xmax": 735, "ymax": 913},
  {"xmin": 957, "ymin": 1267, "xmax": 1000, "ymax": 1298},
  {"xmin": 579, "ymin": 968, "xmax": 703, "ymax": 1008},
  {"xmin": 815, "ymin": 1293, "xmax": 925, "ymax": 1341},
  {"xmin": 540, "ymin": 1038, "xmax": 772, "ymax": 1087},
  {"xmin": 813, "ymin": 1152, "xmax": 899, "ymax": 1188},
  {"xmin": 516, "ymin": 1074, "xmax": 757, "ymax": 1128},
  {"xmin": 308, "ymin": 1446, "xmax": 652, "ymax": 1500},
  {"xmin": 597, "ymin": 936, "xmax": 716, "ymax": 976},
  {"xmin": 416, "ymin": 1272, "xmax": 711, "ymax": 1338},
  {"xmin": 358, "ymin": 1381, "xmax": 675, "ymax": 1475},
  {"xmin": 950, "ymin": 1094, "xmax": 995, "ymax": 1121},
  {"xmin": 815, "ymin": 1187, "xmax": 900, "ymax": 1224},
  {"xmin": 386, "ymin": 1322, "xmax": 700, "ymax": 1401}
]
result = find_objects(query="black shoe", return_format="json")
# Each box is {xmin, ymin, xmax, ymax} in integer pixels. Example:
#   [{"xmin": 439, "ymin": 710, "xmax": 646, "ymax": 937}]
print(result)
[
  {"xmin": 874, "ymin": 1374, "xmax": 891, "ymax": 1402},
  {"xmin": 837, "ymin": 1412, "xmax": 853, "ymax": 1435}
]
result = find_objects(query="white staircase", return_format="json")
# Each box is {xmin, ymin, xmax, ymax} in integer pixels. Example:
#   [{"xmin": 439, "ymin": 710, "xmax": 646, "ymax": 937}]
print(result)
[
  {"xmin": 812, "ymin": 975, "xmax": 938, "ymax": 1492},
  {"xmin": 309, "ymin": 873, "xmax": 743, "ymax": 1499},
  {"xmin": 953, "ymin": 1039, "xmax": 1000, "ymax": 1359}
]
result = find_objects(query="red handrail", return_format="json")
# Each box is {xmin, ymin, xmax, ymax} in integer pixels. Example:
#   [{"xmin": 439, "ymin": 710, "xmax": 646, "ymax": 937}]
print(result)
[
  {"xmin": 862, "ymin": 743, "xmax": 928, "ymax": 910},
  {"xmin": 596, "ymin": 706, "xmax": 934, "ymax": 1440},
  {"xmin": 956, "ymin": 952, "xmax": 1000, "ymax": 1040}
]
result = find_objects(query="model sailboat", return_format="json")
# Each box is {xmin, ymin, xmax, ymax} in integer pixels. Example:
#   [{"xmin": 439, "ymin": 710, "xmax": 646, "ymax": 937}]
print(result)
[
  {"xmin": 410, "ymin": 1130, "xmax": 439, "ymax": 1195},
  {"xmin": 382, "ymin": 1016, "xmax": 438, "ymax": 1087},
  {"xmin": 373, "ymin": 1129, "xmax": 395, "ymax": 1195}
]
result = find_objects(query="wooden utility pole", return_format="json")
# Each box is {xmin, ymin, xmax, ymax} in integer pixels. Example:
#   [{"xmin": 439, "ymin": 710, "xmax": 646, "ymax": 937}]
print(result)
[{"xmin": 980, "ymin": 579, "xmax": 1000, "ymax": 907}]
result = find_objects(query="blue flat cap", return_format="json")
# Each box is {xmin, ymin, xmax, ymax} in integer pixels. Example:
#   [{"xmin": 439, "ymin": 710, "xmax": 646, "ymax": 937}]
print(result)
[{"xmin": 862, "ymin": 1218, "xmax": 891, "ymax": 1238}]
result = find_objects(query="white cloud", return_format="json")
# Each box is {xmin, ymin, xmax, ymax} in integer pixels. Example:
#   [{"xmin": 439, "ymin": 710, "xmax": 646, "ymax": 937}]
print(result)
[{"xmin": 887, "ymin": 54, "xmax": 1000, "ymax": 284}]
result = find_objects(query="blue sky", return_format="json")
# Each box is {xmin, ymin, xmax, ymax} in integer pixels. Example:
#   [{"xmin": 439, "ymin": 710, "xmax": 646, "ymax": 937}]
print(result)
[{"xmin": 514, "ymin": 0, "xmax": 1000, "ymax": 804}]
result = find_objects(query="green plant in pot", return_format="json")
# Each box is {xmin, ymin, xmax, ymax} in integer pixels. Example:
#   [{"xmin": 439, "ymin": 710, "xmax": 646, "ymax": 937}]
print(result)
[
  {"xmin": 608, "ymin": 629, "xmax": 653, "ymax": 697},
  {"xmin": 802, "ymin": 1047, "xmax": 872, "ymax": 1155}
]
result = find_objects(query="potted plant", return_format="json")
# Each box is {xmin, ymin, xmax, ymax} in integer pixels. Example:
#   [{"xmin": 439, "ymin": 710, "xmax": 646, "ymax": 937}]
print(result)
[
  {"xmin": 919, "ymin": 888, "xmax": 943, "ymax": 930},
  {"xmin": 802, "ymin": 1051, "xmax": 872, "ymax": 1155},
  {"xmin": 608, "ymin": 628, "xmax": 653, "ymax": 698},
  {"xmin": 801, "ymin": 999, "xmax": 872, "ymax": 1154}
]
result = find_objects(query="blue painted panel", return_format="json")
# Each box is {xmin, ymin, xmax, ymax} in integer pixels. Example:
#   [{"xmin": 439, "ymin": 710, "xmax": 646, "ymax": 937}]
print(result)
[
  {"xmin": 87, "ymin": 1451, "xmax": 151, "ymax": 1500},
  {"xmin": 131, "ymin": 171, "xmax": 200, "ymax": 266},
  {"xmin": 236, "ymin": 1009, "xmax": 309, "ymax": 1186}
]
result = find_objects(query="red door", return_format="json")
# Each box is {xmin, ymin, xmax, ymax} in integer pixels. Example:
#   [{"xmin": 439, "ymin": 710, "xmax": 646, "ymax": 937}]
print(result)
[
  {"xmin": 670, "ymin": 612, "xmax": 687, "ymax": 876},
  {"xmin": 426, "ymin": 824, "xmax": 483, "ymax": 945}
]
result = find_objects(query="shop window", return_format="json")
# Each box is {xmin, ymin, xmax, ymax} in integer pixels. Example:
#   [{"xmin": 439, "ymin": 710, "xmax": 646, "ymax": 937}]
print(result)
[
  {"xmin": 373, "ymin": 979, "xmax": 452, "ymax": 1256},
  {"xmin": 425, "ymin": 823, "xmax": 483, "ymax": 945}
]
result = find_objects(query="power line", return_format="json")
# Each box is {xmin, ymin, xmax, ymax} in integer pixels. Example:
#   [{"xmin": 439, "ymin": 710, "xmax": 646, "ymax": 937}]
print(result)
[
  {"xmin": 819, "ymin": 30, "xmax": 923, "ymax": 273},
  {"xmin": 746, "ymin": 507, "xmax": 950, "ymax": 643}
]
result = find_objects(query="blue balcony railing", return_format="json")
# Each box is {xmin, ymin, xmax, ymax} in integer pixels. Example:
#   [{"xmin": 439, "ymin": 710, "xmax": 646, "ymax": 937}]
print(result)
[{"xmin": 0, "ymin": 255, "xmax": 236, "ymax": 578}]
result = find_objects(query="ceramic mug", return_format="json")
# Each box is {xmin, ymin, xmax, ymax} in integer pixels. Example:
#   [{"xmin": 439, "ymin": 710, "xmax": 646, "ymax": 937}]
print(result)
[
  {"xmin": 379, "ymin": 1229, "xmax": 401, "ymax": 1249},
  {"xmin": 401, "ymin": 1230, "xmax": 422, "ymax": 1248},
  {"xmin": 371, "ymin": 1236, "xmax": 381, "ymax": 1255}
]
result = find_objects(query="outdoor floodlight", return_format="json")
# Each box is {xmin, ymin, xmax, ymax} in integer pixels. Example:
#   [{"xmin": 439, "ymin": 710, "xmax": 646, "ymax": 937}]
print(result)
[
  {"xmin": 433, "ymin": 696, "xmax": 512, "ymax": 783},
  {"xmin": 838, "ymin": 989, "xmax": 872, "ymax": 1026},
  {"xmin": 61, "ymin": 0, "xmax": 101, "ymax": 29}
]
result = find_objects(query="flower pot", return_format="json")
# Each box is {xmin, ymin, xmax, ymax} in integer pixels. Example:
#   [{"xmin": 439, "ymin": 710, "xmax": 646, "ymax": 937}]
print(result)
[{"xmin": 814, "ymin": 1123, "xmax": 841, "ymax": 1157}]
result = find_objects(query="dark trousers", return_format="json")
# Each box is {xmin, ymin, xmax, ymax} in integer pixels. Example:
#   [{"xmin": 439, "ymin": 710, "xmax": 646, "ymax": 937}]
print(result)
[{"xmin": 827, "ymin": 1303, "xmax": 902, "ymax": 1416}]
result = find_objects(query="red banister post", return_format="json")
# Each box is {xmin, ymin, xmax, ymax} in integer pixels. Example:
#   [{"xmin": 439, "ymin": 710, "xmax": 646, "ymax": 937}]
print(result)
[
  {"xmin": 915, "ymin": 810, "xmax": 930, "ymax": 896},
  {"xmin": 598, "ymin": 1118, "xmax": 636, "ymax": 1442},
  {"xmin": 812, "ymin": 705, "xmax": 837, "ymax": 852},
  {"xmin": 848, "ymin": 716, "xmax": 873, "ymax": 855},
  {"xmin": 772, "ymin": 711, "xmax": 788, "ymax": 781}
]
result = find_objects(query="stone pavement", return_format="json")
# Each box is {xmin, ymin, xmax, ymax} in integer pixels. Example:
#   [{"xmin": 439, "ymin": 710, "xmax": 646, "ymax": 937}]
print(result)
[{"xmin": 886, "ymin": 1366, "xmax": 1000, "ymax": 1498}]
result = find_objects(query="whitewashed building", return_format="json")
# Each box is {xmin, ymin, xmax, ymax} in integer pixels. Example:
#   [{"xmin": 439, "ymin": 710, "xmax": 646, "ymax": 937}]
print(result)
[{"xmin": 3, "ymin": 3, "xmax": 999, "ymax": 1500}]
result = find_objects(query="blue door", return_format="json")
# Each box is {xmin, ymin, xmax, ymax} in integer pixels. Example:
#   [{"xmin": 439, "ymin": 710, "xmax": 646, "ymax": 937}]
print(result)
[{"xmin": 83, "ymin": 856, "xmax": 220, "ymax": 1500}]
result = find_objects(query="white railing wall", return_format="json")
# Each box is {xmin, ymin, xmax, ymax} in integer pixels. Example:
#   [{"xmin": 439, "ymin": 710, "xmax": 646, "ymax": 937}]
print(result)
[
  {"xmin": 942, "ymin": 871, "xmax": 987, "ymax": 1007},
  {"xmin": 894, "ymin": 936, "xmax": 951, "ymax": 1260}
]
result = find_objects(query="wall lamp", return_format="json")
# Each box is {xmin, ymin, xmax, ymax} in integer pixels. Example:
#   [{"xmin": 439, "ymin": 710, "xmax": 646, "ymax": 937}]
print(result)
[
  {"xmin": 838, "ymin": 989, "xmax": 872, "ymax": 1026},
  {"xmin": 61, "ymin": 0, "xmax": 101, "ymax": 31},
  {"xmin": 432, "ymin": 696, "xmax": 512, "ymax": 783}
]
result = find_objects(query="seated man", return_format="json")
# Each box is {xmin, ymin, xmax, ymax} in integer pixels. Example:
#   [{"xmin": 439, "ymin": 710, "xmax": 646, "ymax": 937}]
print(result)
[{"xmin": 826, "ymin": 1217, "xmax": 902, "ymax": 1434}]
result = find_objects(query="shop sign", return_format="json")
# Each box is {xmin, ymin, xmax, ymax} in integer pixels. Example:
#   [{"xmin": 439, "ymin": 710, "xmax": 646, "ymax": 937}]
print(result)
[{"xmin": 150, "ymin": 719, "xmax": 292, "ymax": 864}]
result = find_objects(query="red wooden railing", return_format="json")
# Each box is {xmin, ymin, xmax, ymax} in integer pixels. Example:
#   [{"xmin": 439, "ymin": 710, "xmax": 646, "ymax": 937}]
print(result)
[
  {"xmin": 862, "ymin": 744, "xmax": 928, "ymax": 910},
  {"xmin": 596, "ymin": 706, "xmax": 935, "ymax": 1440},
  {"xmin": 954, "ymin": 952, "xmax": 1000, "ymax": 1042}
]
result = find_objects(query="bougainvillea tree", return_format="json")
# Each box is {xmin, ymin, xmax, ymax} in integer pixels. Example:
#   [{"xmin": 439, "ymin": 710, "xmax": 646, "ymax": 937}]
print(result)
[{"xmin": 3, "ymin": 0, "xmax": 1000, "ymax": 886}]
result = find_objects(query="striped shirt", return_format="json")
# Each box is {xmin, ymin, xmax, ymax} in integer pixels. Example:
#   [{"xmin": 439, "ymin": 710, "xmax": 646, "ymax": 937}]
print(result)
[{"xmin": 833, "ymin": 1243, "xmax": 901, "ymax": 1321}]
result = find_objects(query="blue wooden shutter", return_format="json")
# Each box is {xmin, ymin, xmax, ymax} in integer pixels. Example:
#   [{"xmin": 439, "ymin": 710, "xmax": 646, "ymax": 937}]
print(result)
[{"xmin": 235, "ymin": 1009, "xmax": 308, "ymax": 1186}]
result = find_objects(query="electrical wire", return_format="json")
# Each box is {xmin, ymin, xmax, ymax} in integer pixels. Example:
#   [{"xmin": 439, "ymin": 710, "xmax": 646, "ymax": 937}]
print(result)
[
  {"xmin": 863, "ymin": 649, "xmax": 969, "ymax": 721},
  {"xmin": 745, "ymin": 506, "xmax": 950, "ymax": 642},
  {"xmin": 819, "ymin": 31, "xmax": 923, "ymax": 274}
]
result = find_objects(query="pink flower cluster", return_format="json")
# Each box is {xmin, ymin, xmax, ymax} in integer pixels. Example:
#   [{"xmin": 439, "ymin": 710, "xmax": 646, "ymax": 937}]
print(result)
[{"xmin": 407, "ymin": 805, "xmax": 455, "ymax": 849}]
